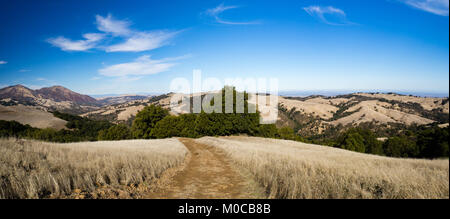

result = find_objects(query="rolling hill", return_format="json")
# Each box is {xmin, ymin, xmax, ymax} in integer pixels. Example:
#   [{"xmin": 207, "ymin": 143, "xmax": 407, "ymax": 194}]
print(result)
[
  {"xmin": 0, "ymin": 104, "xmax": 67, "ymax": 130},
  {"xmin": 1, "ymin": 85, "xmax": 448, "ymax": 135},
  {"xmin": 0, "ymin": 85, "xmax": 97, "ymax": 105}
]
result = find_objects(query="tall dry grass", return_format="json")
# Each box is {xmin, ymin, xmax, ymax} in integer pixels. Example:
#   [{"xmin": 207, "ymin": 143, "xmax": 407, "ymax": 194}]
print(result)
[
  {"xmin": 0, "ymin": 138, "xmax": 188, "ymax": 199},
  {"xmin": 197, "ymin": 136, "xmax": 449, "ymax": 199}
]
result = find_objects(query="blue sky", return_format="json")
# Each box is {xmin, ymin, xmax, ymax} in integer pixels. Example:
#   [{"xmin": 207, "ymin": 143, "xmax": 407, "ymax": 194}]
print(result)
[{"xmin": 0, "ymin": 0, "xmax": 448, "ymax": 95}]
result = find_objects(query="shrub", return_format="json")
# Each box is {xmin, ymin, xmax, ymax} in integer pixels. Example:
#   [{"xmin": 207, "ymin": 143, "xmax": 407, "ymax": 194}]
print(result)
[
  {"xmin": 417, "ymin": 126, "xmax": 449, "ymax": 158},
  {"xmin": 0, "ymin": 120, "xmax": 34, "ymax": 137},
  {"xmin": 278, "ymin": 127, "xmax": 296, "ymax": 140},
  {"xmin": 335, "ymin": 128, "xmax": 383, "ymax": 154},
  {"xmin": 151, "ymin": 116, "xmax": 181, "ymax": 139},
  {"xmin": 131, "ymin": 105, "xmax": 169, "ymax": 139},
  {"xmin": 178, "ymin": 114, "xmax": 198, "ymax": 138},
  {"xmin": 383, "ymin": 136, "xmax": 418, "ymax": 158},
  {"xmin": 98, "ymin": 124, "xmax": 132, "ymax": 141},
  {"xmin": 257, "ymin": 124, "xmax": 278, "ymax": 138}
]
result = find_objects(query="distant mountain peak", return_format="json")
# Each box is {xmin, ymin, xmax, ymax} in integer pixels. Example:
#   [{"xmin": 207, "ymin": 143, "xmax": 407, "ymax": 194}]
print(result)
[{"xmin": 0, "ymin": 84, "xmax": 97, "ymax": 105}]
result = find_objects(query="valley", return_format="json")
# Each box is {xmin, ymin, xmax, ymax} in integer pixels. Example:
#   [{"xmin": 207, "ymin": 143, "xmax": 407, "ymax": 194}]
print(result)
[{"xmin": 1, "ymin": 84, "xmax": 448, "ymax": 140}]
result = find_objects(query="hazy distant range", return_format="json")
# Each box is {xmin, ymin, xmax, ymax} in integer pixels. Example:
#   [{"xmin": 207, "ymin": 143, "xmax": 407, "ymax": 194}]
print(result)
[
  {"xmin": 278, "ymin": 90, "xmax": 449, "ymax": 98},
  {"xmin": 90, "ymin": 90, "xmax": 449, "ymax": 98}
]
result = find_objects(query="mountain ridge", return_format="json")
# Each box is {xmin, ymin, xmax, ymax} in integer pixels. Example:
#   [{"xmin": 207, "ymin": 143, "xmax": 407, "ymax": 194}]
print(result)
[
  {"xmin": 0, "ymin": 84, "xmax": 97, "ymax": 105},
  {"xmin": 1, "ymin": 84, "xmax": 448, "ymax": 137}
]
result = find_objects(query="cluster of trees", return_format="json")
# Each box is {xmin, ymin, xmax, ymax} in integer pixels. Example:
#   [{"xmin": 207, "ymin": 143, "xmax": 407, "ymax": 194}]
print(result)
[
  {"xmin": 129, "ymin": 105, "xmax": 304, "ymax": 140},
  {"xmin": 334, "ymin": 128, "xmax": 383, "ymax": 155},
  {"xmin": 334, "ymin": 126, "xmax": 448, "ymax": 159},
  {"xmin": 130, "ymin": 87, "xmax": 304, "ymax": 141},
  {"xmin": 1, "ymin": 86, "xmax": 448, "ymax": 159},
  {"xmin": 98, "ymin": 124, "xmax": 132, "ymax": 140},
  {"xmin": 0, "ymin": 112, "xmax": 114, "ymax": 142}
]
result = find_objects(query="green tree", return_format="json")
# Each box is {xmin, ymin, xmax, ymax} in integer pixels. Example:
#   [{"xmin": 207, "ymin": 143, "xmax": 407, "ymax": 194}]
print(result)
[
  {"xmin": 278, "ymin": 127, "xmax": 296, "ymax": 140},
  {"xmin": 257, "ymin": 124, "xmax": 278, "ymax": 138},
  {"xmin": 0, "ymin": 120, "xmax": 34, "ymax": 137},
  {"xmin": 336, "ymin": 128, "xmax": 383, "ymax": 154},
  {"xmin": 150, "ymin": 116, "xmax": 181, "ymax": 138},
  {"xmin": 178, "ymin": 114, "xmax": 198, "ymax": 138},
  {"xmin": 336, "ymin": 130, "xmax": 365, "ymax": 153},
  {"xmin": 131, "ymin": 105, "xmax": 169, "ymax": 139},
  {"xmin": 383, "ymin": 136, "xmax": 418, "ymax": 158},
  {"xmin": 417, "ymin": 126, "xmax": 449, "ymax": 158},
  {"xmin": 343, "ymin": 132, "xmax": 365, "ymax": 153},
  {"xmin": 98, "ymin": 124, "xmax": 132, "ymax": 140}
]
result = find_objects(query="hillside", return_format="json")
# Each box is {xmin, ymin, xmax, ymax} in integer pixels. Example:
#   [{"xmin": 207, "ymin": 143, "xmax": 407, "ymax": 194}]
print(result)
[
  {"xmin": 1, "ymin": 85, "xmax": 448, "ymax": 137},
  {"xmin": 96, "ymin": 95, "xmax": 150, "ymax": 106},
  {"xmin": 81, "ymin": 93, "xmax": 172, "ymax": 123},
  {"xmin": 1, "ymin": 137, "xmax": 447, "ymax": 199},
  {"xmin": 0, "ymin": 104, "xmax": 67, "ymax": 130},
  {"xmin": 37, "ymin": 86, "xmax": 97, "ymax": 104},
  {"xmin": 196, "ymin": 136, "xmax": 449, "ymax": 199},
  {"xmin": 0, "ymin": 85, "xmax": 96, "ymax": 105},
  {"xmin": 0, "ymin": 138, "xmax": 187, "ymax": 199},
  {"xmin": 0, "ymin": 85, "xmax": 99, "ymax": 114},
  {"xmin": 276, "ymin": 93, "xmax": 449, "ymax": 136}
]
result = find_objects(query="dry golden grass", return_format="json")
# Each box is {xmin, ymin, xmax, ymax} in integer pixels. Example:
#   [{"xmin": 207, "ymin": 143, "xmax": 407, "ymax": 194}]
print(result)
[
  {"xmin": 196, "ymin": 136, "xmax": 449, "ymax": 199},
  {"xmin": 0, "ymin": 105, "xmax": 67, "ymax": 130},
  {"xmin": 329, "ymin": 100, "xmax": 434, "ymax": 126},
  {"xmin": 0, "ymin": 138, "xmax": 188, "ymax": 199}
]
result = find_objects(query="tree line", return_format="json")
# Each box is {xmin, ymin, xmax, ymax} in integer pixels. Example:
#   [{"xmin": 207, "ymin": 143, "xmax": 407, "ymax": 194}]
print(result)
[
  {"xmin": 0, "ymin": 86, "xmax": 448, "ymax": 159},
  {"xmin": 332, "ymin": 126, "xmax": 448, "ymax": 159}
]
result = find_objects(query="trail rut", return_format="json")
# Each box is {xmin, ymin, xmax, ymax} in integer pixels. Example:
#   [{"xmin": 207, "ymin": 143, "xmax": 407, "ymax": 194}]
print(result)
[{"xmin": 147, "ymin": 138, "xmax": 263, "ymax": 199}]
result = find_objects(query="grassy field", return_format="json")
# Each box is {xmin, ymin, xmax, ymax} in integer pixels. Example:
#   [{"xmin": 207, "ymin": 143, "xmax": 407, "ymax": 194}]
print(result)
[
  {"xmin": 196, "ymin": 136, "xmax": 449, "ymax": 199},
  {"xmin": 1, "ymin": 136, "xmax": 448, "ymax": 199},
  {"xmin": 0, "ymin": 138, "xmax": 188, "ymax": 199}
]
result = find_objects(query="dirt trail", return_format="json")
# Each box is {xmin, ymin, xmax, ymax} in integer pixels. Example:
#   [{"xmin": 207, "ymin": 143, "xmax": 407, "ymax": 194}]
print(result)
[{"xmin": 147, "ymin": 138, "xmax": 264, "ymax": 199}]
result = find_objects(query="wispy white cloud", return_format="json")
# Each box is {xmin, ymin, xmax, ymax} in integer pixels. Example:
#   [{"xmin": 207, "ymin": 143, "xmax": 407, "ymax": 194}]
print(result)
[
  {"xmin": 98, "ymin": 55, "xmax": 188, "ymax": 77},
  {"xmin": 303, "ymin": 6, "xmax": 355, "ymax": 25},
  {"xmin": 19, "ymin": 69, "xmax": 31, "ymax": 72},
  {"xmin": 95, "ymin": 14, "xmax": 132, "ymax": 36},
  {"xmin": 206, "ymin": 3, "xmax": 260, "ymax": 25},
  {"xmin": 48, "ymin": 14, "xmax": 179, "ymax": 52},
  {"xmin": 47, "ymin": 33, "xmax": 105, "ymax": 51},
  {"xmin": 0, "ymin": 60, "xmax": 7, "ymax": 64},
  {"xmin": 400, "ymin": 0, "xmax": 449, "ymax": 16},
  {"xmin": 90, "ymin": 76, "xmax": 101, "ymax": 80},
  {"xmin": 106, "ymin": 30, "xmax": 179, "ymax": 52}
]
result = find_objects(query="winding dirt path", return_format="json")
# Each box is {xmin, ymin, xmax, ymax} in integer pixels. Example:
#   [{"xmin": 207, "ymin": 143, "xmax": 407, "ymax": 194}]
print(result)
[{"xmin": 147, "ymin": 138, "xmax": 263, "ymax": 199}]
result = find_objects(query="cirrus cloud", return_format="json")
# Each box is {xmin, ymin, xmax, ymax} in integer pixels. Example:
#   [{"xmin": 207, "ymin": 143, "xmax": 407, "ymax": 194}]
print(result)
[
  {"xmin": 0, "ymin": 60, "xmax": 7, "ymax": 64},
  {"xmin": 47, "ymin": 14, "xmax": 179, "ymax": 52},
  {"xmin": 206, "ymin": 3, "xmax": 260, "ymax": 25},
  {"xmin": 400, "ymin": 0, "xmax": 449, "ymax": 16},
  {"xmin": 106, "ymin": 30, "xmax": 180, "ymax": 52},
  {"xmin": 303, "ymin": 6, "xmax": 355, "ymax": 25},
  {"xmin": 95, "ymin": 14, "xmax": 131, "ymax": 36},
  {"xmin": 98, "ymin": 55, "xmax": 189, "ymax": 77},
  {"xmin": 47, "ymin": 33, "xmax": 105, "ymax": 51}
]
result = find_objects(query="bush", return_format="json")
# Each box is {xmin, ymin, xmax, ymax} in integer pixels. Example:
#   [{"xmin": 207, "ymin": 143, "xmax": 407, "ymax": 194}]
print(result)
[
  {"xmin": 151, "ymin": 116, "xmax": 181, "ymax": 139},
  {"xmin": 0, "ymin": 120, "xmax": 34, "ymax": 137},
  {"xmin": 132, "ymin": 105, "xmax": 169, "ymax": 139},
  {"xmin": 383, "ymin": 136, "xmax": 418, "ymax": 158},
  {"xmin": 417, "ymin": 126, "xmax": 449, "ymax": 158},
  {"xmin": 53, "ymin": 111, "xmax": 113, "ymax": 141},
  {"xmin": 278, "ymin": 127, "xmax": 296, "ymax": 140},
  {"xmin": 257, "ymin": 124, "xmax": 278, "ymax": 138},
  {"xmin": 178, "ymin": 114, "xmax": 198, "ymax": 138},
  {"xmin": 335, "ymin": 128, "xmax": 382, "ymax": 154},
  {"xmin": 98, "ymin": 124, "xmax": 132, "ymax": 141}
]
